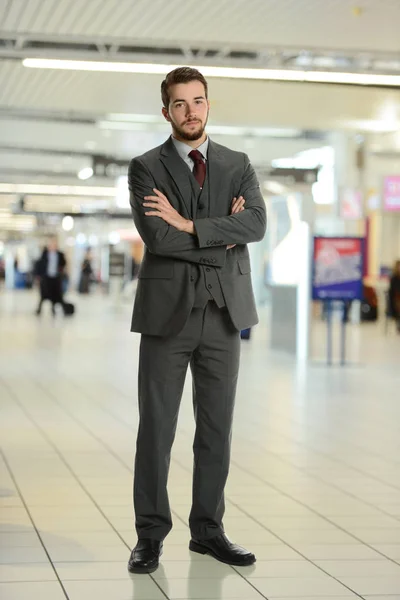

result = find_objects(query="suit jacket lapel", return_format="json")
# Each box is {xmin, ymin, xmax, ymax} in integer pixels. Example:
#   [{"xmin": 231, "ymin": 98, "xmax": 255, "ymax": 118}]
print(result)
[{"xmin": 160, "ymin": 137, "xmax": 192, "ymax": 217}]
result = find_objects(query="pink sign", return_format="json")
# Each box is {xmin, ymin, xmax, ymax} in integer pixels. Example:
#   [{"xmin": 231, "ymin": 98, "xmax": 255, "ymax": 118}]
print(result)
[{"xmin": 383, "ymin": 176, "xmax": 400, "ymax": 211}]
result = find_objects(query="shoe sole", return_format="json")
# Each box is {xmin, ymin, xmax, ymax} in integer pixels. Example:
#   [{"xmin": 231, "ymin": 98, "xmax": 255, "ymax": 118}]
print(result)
[
  {"xmin": 189, "ymin": 540, "xmax": 256, "ymax": 566},
  {"xmin": 128, "ymin": 562, "xmax": 159, "ymax": 574}
]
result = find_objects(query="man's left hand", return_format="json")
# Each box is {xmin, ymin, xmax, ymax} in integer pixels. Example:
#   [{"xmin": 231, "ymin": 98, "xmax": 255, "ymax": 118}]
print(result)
[{"xmin": 143, "ymin": 189, "xmax": 194, "ymax": 233}]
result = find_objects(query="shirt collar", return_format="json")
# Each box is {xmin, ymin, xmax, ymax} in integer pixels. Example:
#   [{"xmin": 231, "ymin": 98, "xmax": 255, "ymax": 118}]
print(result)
[{"xmin": 171, "ymin": 136, "xmax": 209, "ymax": 161}]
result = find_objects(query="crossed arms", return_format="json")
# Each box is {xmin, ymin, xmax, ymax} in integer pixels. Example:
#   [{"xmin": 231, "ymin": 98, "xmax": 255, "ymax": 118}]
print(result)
[{"xmin": 128, "ymin": 154, "xmax": 266, "ymax": 268}]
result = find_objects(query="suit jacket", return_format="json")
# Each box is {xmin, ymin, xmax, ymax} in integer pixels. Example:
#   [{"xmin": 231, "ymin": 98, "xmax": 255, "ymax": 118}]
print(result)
[
  {"xmin": 128, "ymin": 137, "xmax": 267, "ymax": 336},
  {"xmin": 35, "ymin": 249, "xmax": 66, "ymax": 277}
]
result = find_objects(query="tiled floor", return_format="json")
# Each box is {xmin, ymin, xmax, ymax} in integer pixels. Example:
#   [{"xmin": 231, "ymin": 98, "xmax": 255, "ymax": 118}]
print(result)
[{"xmin": 1, "ymin": 289, "xmax": 400, "ymax": 599}]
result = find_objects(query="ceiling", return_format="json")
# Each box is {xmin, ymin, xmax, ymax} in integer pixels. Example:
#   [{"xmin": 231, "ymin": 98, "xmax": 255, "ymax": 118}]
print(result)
[
  {"xmin": 1, "ymin": 0, "xmax": 400, "ymax": 233},
  {"xmin": 1, "ymin": 0, "xmax": 400, "ymax": 52}
]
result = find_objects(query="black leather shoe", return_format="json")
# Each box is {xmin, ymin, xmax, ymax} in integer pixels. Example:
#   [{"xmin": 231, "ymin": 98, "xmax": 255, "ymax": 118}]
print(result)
[
  {"xmin": 189, "ymin": 533, "xmax": 256, "ymax": 566},
  {"xmin": 127, "ymin": 539, "xmax": 163, "ymax": 574}
]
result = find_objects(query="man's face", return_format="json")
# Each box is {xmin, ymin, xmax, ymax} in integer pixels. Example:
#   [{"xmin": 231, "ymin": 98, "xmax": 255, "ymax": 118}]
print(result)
[
  {"xmin": 162, "ymin": 81, "xmax": 210, "ymax": 142},
  {"xmin": 48, "ymin": 238, "xmax": 58, "ymax": 252}
]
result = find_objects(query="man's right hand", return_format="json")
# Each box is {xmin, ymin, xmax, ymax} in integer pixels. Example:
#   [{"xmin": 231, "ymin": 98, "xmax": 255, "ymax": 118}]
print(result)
[{"xmin": 227, "ymin": 196, "xmax": 245, "ymax": 249}]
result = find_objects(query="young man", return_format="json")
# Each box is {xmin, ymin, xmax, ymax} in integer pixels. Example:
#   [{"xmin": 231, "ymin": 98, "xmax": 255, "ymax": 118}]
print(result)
[{"xmin": 128, "ymin": 67, "xmax": 266, "ymax": 573}]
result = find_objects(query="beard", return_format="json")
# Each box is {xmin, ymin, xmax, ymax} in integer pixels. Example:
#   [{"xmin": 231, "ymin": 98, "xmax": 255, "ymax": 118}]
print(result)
[{"xmin": 171, "ymin": 115, "xmax": 208, "ymax": 142}]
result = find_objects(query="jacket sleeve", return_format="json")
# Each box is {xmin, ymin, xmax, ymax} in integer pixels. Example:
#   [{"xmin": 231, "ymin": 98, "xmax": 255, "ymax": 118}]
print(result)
[
  {"xmin": 128, "ymin": 157, "xmax": 226, "ymax": 268},
  {"xmin": 194, "ymin": 155, "xmax": 267, "ymax": 248}
]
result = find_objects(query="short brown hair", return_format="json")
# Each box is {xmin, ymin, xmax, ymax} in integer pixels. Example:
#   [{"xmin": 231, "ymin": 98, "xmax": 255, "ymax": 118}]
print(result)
[{"xmin": 161, "ymin": 67, "xmax": 208, "ymax": 108}]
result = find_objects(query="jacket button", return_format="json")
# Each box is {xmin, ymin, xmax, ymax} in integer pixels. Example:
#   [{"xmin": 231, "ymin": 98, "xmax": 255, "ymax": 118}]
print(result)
[
  {"xmin": 206, "ymin": 268, "xmax": 211, "ymax": 272},
  {"xmin": 208, "ymin": 284, "xmax": 212, "ymax": 289}
]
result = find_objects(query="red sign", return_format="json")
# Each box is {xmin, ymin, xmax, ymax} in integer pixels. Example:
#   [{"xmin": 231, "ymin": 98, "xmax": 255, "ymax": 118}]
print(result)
[{"xmin": 383, "ymin": 176, "xmax": 400, "ymax": 212}]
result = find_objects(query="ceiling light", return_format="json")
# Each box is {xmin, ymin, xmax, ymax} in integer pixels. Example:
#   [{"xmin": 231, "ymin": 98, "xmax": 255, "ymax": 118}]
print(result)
[
  {"xmin": 97, "ymin": 120, "xmax": 163, "ymax": 132},
  {"xmin": 22, "ymin": 58, "xmax": 400, "ymax": 87},
  {"xmin": 78, "ymin": 167, "xmax": 94, "ymax": 180},
  {"xmin": 76, "ymin": 233, "xmax": 86, "ymax": 245},
  {"xmin": 106, "ymin": 113, "xmax": 164, "ymax": 123},
  {"xmin": 62, "ymin": 216, "xmax": 74, "ymax": 231},
  {"xmin": 108, "ymin": 231, "xmax": 120, "ymax": 245}
]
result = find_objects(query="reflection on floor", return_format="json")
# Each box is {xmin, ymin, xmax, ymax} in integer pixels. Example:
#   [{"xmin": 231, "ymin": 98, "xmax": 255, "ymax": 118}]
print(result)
[{"xmin": 1, "ymin": 290, "xmax": 400, "ymax": 600}]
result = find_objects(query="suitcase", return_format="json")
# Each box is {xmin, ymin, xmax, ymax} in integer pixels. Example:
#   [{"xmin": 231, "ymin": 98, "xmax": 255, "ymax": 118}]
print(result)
[
  {"xmin": 63, "ymin": 302, "xmax": 75, "ymax": 316},
  {"xmin": 240, "ymin": 328, "xmax": 251, "ymax": 340}
]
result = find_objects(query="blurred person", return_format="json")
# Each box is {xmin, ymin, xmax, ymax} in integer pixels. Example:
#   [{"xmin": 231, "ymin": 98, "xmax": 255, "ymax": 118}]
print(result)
[
  {"xmin": 35, "ymin": 237, "xmax": 67, "ymax": 316},
  {"xmin": 127, "ymin": 67, "xmax": 266, "ymax": 574},
  {"xmin": 389, "ymin": 259, "xmax": 400, "ymax": 332},
  {"xmin": 78, "ymin": 249, "xmax": 93, "ymax": 294}
]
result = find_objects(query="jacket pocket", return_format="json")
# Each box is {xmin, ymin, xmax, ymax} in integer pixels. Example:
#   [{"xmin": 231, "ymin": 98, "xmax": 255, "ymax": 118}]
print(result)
[
  {"xmin": 238, "ymin": 258, "xmax": 251, "ymax": 274},
  {"xmin": 138, "ymin": 264, "xmax": 174, "ymax": 279}
]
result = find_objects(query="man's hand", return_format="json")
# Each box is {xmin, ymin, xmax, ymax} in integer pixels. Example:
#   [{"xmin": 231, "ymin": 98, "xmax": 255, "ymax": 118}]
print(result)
[
  {"xmin": 231, "ymin": 196, "xmax": 245, "ymax": 215},
  {"xmin": 227, "ymin": 196, "xmax": 245, "ymax": 249},
  {"xmin": 143, "ymin": 189, "xmax": 194, "ymax": 234}
]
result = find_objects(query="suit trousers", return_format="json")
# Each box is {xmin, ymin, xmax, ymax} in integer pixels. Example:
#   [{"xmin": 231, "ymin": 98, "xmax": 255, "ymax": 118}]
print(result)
[{"xmin": 133, "ymin": 300, "xmax": 241, "ymax": 541}]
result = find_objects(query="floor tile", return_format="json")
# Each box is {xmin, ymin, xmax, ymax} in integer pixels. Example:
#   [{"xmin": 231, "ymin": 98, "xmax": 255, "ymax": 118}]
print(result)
[
  {"xmin": 0, "ymin": 563, "xmax": 57, "ymax": 582},
  {"xmin": 238, "ymin": 559, "xmax": 326, "ymax": 578},
  {"xmin": 267, "ymin": 597, "xmax": 360, "ymax": 600},
  {"xmin": 153, "ymin": 560, "xmax": 236, "ymax": 579},
  {"xmin": 55, "ymin": 560, "xmax": 143, "ymax": 580},
  {"xmin": 363, "ymin": 597, "xmax": 400, "ymax": 600},
  {"xmin": 241, "ymin": 545, "xmax": 304, "ymax": 561},
  {"xmin": 63, "ymin": 578, "xmax": 166, "ymax": 599},
  {"xmin": 314, "ymin": 559, "xmax": 400, "ymax": 577},
  {"xmin": 46, "ymin": 544, "xmax": 128, "ymax": 562},
  {"xmin": 340, "ymin": 577, "xmax": 400, "ymax": 595},
  {"xmin": 0, "ymin": 547, "xmax": 50, "ymax": 564},
  {"xmin": 293, "ymin": 544, "xmax": 385, "ymax": 560},
  {"xmin": 0, "ymin": 532, "xmax": 42, "ymax": 548},
  {"xmin": 250, "ymin": 575, "xmax": 354, "ymax": 596},
  {"xmin": 0, "ymin": 581, "xmax": 66, "ymax": 599},
  {"xmin": 157, "ymin": 575, "xmax": 264, "ymax": 599},
  {"xmin": 371, "ymin": 545, "xmax": 400, "ymax": 559}
]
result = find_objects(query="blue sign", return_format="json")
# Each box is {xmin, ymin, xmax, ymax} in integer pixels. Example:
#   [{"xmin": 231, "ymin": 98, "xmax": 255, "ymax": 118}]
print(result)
[{"xmin": 312, "ymin": 237, "xmax": 364, "ymax": 301}]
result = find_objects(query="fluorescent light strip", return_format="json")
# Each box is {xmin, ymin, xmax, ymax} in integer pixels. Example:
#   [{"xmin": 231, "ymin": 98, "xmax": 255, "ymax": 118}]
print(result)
[
  {"xmin": 98, "ymin": 119, "xmax": 301, "ymax": 137},
  {"xmin": 0, "ymin": 183, "xmax": 116, "ymax": 196},
  {"xmin": 106, "ymin": 113, "xmax": 164, "ymax": 123},
  {"xmin": 22, "ymin": 58, "xmax": 400, "ymax": 87}
]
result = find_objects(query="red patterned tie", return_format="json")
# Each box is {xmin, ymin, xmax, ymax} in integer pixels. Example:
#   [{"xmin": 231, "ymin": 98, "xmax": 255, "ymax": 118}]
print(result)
[{"xmin": 189, "ymin": 149, "xmax": 206, "ymax": 189}]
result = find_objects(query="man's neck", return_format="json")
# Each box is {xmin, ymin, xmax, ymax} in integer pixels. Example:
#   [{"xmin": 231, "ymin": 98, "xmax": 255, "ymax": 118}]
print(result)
[{"xmin": 172, "ymin": 133, "xmax": 207, "ymax": 149}]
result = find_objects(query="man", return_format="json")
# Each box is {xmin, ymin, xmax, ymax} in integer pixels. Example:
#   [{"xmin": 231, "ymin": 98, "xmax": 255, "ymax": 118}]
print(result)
[
  {"xmin": 35, "ymin": 237, "xmax": 67, "ymax": 316},
  {"xmin": 128, "ymin": 67, "xmax": 266, "ymax": 573}
]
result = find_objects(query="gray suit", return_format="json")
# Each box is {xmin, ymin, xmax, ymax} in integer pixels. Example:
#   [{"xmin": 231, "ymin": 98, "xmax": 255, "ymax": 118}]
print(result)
[{"xmin": 128, "ymin": 136, "xmax": 266, "ymax": 541}]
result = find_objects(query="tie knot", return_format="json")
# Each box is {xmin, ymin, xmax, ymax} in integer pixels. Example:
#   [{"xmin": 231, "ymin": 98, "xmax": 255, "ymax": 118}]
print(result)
[{"xmin": 189, "ymin": 149, "xmax": 204, "ymax": 164}]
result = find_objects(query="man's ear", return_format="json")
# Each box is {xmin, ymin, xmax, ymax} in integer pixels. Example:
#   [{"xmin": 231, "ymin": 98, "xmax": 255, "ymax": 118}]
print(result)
[{"xmin": 162, "ymin": 107, "xmax": 171, "ymax": 122}]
